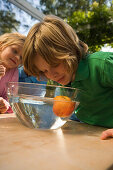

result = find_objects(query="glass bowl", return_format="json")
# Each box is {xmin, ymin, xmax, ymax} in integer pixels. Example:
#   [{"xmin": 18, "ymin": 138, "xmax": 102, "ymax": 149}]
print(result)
[{"xmin": 7, "ymin": 82, "xmax": 79, "ymax": 130}]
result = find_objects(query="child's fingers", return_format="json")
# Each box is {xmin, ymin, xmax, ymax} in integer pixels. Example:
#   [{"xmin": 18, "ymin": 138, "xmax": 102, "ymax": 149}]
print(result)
[
  {"xmin": 0, "ymin": 98, "xmax": 10, "ymax": 108},
  {"xmin": 0, "ymin": 65, "xmax": 6, "ymax": 77},
  {"xmin": 0, "ymin": 101, "xmax": 9, "ymax": 113},
  {"xmin": 0, "ymin": 65, "xmax": 6, "ymax": 70},
  {"xmin": 0, "ymin": 107, "xmax": 7, "ymax": 113},
  {"xmin": 0, "ymin": 97, "xmax": 4, "ymax": 105},
  {"xmin": 100, "ymin": 129, "xmax": 113, "ymax": 140},
  {"xmin": 0, "ymin": 105, "xmax": 10, "ymax": 113},
  {"xmin": 0, "ymin": 107, "xmax": 8, "ymax": 113}
]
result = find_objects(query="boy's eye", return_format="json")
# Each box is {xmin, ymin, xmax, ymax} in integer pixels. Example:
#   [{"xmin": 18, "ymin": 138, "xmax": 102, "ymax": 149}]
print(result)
[
  {"xmin": 52, "ymin": 63, "xmax": 59, "ymax": 68},
  {"xmin": 44, "ymin": 70, "xmax": 48, "ymax": 73},
  {"xmin": 42, "ymin": 70, "xmax": 48, "ymax": 74},
  {"xmin": 40, "ymin": 70, "xmax": 48, "ymax": 74}
]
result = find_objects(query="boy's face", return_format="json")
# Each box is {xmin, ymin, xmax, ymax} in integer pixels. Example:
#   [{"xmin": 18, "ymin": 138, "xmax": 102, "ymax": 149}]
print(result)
[
  {"xmin": 0, "ymin": 45, "xmax": 22, "ymax": 69},
  {"xmin": 34, "ymin": 55, "xmax": 74, "ymax": 85}
]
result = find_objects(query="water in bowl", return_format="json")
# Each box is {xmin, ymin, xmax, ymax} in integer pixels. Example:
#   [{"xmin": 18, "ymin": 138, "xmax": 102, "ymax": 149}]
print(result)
[{"xmin": 8, "ymin": 94, "xmax": 67, "ymax": 130}]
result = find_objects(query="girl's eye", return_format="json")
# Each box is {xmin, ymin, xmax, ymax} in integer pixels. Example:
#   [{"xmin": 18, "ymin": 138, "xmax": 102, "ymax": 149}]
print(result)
[{"xmin": 13, "ymin": 49, "xmax": 17, "ymax": 54}]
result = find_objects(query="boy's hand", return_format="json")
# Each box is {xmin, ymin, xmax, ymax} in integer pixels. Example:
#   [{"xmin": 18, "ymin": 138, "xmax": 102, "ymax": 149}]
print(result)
[
  {"xmin": 100, "ymin": 129, "xmax": 113, "ymax": 140},
  {"xmin": 0, "ymin": 97, "xmax": 10, "ymax": 113},
  {"xmin": 0, "ymin": 64, "xmax": 6, "ymax": 79}
]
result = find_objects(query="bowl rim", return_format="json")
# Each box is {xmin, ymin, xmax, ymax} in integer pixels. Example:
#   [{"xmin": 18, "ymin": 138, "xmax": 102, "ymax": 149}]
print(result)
[{"xmin": 7, "ymin": 81, "xmax": 77, "ymax": 90}]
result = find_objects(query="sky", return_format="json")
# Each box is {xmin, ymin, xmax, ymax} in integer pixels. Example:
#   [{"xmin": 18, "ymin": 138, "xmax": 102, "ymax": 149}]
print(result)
[
  {"xmin": 0, "ymin": 0, "xmax": 41, "ymax": 35},
  {"xmin": 1, "ymin": 0, "xmax": 113, "ymax": 52},
  {"xmin": 9, "ymin": 0, "xmax": 41, "ymax": 35},
  {"xmin": 101, "ymin": 45, "xmax": 113, "ymax": 52}
]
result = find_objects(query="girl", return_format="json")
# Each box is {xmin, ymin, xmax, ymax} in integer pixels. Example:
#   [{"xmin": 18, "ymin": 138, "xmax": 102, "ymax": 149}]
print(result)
[
  {"xmin": 0, "ymin": 32, "xmax": 26, "ymax": 113},
  {"xmin": 22, "ymin": 15, "xmax": 113, "ymax": 140}
]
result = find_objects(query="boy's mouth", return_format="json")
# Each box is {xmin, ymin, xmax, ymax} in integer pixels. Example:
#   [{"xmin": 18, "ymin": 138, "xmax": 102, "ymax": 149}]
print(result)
[{"xmin": 57, "ymin": 75, "xmax": 65, "ymax": 83}]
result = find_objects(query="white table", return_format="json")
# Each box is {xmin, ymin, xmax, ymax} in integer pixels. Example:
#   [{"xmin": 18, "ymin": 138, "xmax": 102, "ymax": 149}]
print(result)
[{"xmin": 0, "ymin": 114, "xmax": 113, "ymax": 170}]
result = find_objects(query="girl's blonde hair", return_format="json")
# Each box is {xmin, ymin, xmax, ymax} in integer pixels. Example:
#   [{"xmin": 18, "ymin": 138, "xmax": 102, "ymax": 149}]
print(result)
[
  {"xmin": 23, "ymin": 15, "xmax": 88, "ymax": 78},
  {"xmin": 0, "ymin": 32, "xmax": 26, "ymax": 51}
]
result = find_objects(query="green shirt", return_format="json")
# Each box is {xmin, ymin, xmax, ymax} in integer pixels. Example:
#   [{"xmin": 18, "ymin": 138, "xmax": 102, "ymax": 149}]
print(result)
[{"xmin": 71, "ymin": 51, "xmax": 113, "ymax": 128}]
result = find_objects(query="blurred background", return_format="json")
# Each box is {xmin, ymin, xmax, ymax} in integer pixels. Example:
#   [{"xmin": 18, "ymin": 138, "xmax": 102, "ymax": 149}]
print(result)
[{"xmin": 0, "ymin": 0, "xmax": 113, "ymax": 52}]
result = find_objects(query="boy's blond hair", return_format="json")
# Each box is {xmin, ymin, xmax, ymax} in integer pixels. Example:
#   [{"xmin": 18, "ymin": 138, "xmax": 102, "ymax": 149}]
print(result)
[
  {"xmin": 0, "ymin": 32, "xmax": 26, "ymax": 51},
  {"xmin": 23, "ymin": 15, "xmax": 88, "ymax": 78}
]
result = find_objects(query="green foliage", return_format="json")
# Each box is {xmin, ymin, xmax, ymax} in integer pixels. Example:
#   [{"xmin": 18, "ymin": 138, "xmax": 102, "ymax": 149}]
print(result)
[
  {"xmin": 0, "ymin": 10, "xmax": 20, "ymax": 35},
  {"xmin": 68, "ymin": 3, "xmax": 113, "ymax": 52},
  {"xmin": 40, "ymin": 0, "xmax": 91, "ymax": 18},
  {"xmin": 0, "ymin": 0, "xmax": 20, "ymax": 35},
  {"xmin": 40, "ymin": 0, "xmax": 112, "ymax": 18},
  {"xmin": 40, "ymin": 0, "xmax": 113, "ymax": 52}
]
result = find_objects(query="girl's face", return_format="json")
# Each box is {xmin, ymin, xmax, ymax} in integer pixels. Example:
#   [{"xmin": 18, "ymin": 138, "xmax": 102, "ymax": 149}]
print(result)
[
  {"xmin": 0, "ymin": 45, "xmax": 22, "ymax": 69},
  {"xmin": 34, "ymin": 55, "xmax": 74, "ymax": 85}
]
